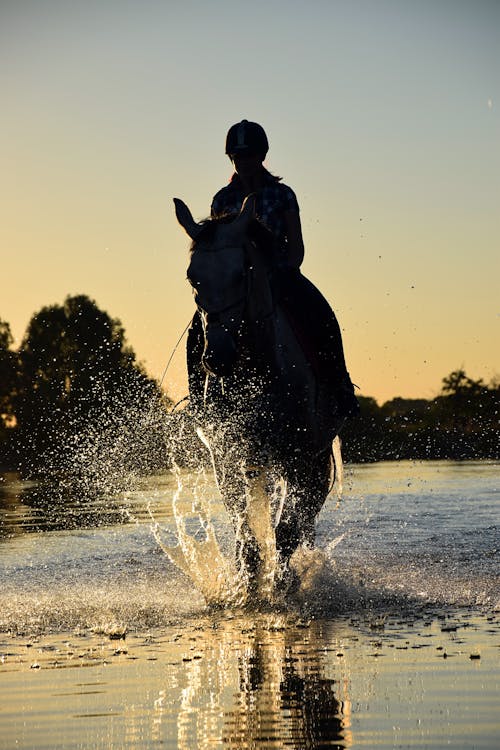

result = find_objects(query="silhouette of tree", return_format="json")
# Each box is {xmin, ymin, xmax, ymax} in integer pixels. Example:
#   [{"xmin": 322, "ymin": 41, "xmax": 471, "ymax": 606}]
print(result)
[
  {"xmin": 0, "ymin": 319, "xmax": 18, "ymax": 451},
  {"xmin": 433, "ymin": 368, "xmax": 492, "ymax": 436},
  {"xmin": 0, "ymin": 320, "xmax": 13, "ymax": 350},
  {"xmin": 341, "ymin": 369, "xmax": 499, "ymax": 462},
  {"xmin": 13, "ymin": 295, "xmax": 170, "ymax": 475},
  {"xmin": 441, "ymin": 368, "xmax": 485, "ymax": 397}
]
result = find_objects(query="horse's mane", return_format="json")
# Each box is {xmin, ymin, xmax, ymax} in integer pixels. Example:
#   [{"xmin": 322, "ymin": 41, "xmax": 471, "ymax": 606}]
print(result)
[{"xmin": 191, "ymin": 214, "xmax": 276, "ymax": 259}]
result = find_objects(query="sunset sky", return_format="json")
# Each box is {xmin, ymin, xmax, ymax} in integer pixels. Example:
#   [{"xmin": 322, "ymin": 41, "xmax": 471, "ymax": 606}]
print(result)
[{"xmin": 1, "ymin": 0, "xmax": 498, "ymax": 405}]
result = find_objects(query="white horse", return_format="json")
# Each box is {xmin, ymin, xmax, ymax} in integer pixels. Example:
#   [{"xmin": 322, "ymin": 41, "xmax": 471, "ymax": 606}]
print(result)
[{"xmin": 175, "ymin": 196, "xmax": 343, "ymax": 596}]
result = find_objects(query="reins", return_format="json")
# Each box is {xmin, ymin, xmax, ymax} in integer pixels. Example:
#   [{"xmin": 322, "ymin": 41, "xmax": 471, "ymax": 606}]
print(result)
[{"xmin": 159, "ymin": 319, "xmax": 192, "ymax": 388}]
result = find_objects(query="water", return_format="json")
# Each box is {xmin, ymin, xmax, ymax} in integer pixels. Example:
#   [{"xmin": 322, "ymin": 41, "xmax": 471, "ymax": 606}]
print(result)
[
  {"xmin": 2, "ymin": 460, "xmax": 497, "ymax": 631},
  {"xmin": 1, "ymin": 460, "xmax": 499, "ymax": 748},
  {"xmin": 329, "ymin": 461, "xmax": 499, "ymax": 610}
]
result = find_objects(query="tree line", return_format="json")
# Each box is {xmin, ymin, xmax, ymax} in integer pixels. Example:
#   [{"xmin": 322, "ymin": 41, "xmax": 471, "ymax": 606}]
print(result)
[
  {"xmin": 1, "ymin": 296, "xmax": 498, "ymax": 477},
  {"xmin": 341, "ymin": 369, "xmax": 499, "ymax": 463}
]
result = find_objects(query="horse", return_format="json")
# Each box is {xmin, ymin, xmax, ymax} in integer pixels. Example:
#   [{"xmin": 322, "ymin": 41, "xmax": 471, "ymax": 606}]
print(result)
[{"xmin": 174, "ymin": 196, "xmax": 344, "ymax": 597}]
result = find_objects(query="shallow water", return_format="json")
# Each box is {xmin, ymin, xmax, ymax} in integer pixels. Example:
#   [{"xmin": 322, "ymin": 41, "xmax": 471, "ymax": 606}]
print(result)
[{"xmin": 1, "ymin": 460, "xmax": 499, "ymax": 748}]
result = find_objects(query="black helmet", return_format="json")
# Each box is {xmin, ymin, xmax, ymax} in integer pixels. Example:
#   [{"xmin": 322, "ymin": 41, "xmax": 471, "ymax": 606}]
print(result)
[{"xmin": 225, "ymin": 120, "xmax": 269, "ymax": 158}]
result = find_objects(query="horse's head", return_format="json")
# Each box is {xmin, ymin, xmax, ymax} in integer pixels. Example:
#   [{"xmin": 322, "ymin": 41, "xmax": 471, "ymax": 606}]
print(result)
[{"xmin": 175, "ymin": 196, "xmax": 260, "ymax": 378}]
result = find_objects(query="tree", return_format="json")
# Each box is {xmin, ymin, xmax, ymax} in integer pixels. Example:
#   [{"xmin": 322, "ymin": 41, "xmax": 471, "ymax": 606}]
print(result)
[
  {"xmin": 441, "ymin": 369, "xmax": 485, "ymax": 398},
  {"xmin": 0, "ymin": 319, "xmax": 18, "ymax": 447},
  {"xmin": 434, "ymin": 368, "xmax": 490, "ymax": 434},
  {"xmin": 14, "ymin": 295, "xmax": 171, "ymax": 477}
]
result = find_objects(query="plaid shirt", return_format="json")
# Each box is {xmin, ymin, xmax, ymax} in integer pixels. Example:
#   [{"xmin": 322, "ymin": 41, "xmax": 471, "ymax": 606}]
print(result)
[{"xmin": 211, "ymin": 173, "xmax": 299, "ymax": 260}]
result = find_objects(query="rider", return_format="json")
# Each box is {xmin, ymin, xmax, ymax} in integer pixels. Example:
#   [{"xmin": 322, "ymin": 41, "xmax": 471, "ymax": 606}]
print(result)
[{"xmin": 208, "ymin": 119, "xmax": 359, "ymax": 419}]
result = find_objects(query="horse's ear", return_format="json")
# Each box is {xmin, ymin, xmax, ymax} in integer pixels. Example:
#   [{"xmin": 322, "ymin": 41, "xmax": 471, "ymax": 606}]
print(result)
[{"xmin": 173, "ymin": 198, "xmax": 202, "ymax": 240}]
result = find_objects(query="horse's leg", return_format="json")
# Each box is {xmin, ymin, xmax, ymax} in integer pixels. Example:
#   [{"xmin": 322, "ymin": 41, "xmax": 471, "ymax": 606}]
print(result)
[
  {"xmin": 206, "ymin": 430, "xmax": 279, "ymax": 594},
  {"xmin": 213, "ymin": 460, "xmax": 263, "ymax": 583},
  {"xmin": 242, "ymin": 466, "xmax": 279, "ymax": 594},
  {"xmin": 275, "ymin": 448, "xmax": 332, "ymax": 565}
]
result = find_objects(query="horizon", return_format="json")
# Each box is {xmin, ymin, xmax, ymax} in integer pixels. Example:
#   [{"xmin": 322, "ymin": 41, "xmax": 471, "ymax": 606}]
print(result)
[
  {"xmin": 2, "ymin": 289, "xmax": 496, "ymax": 408},
  {"xmin": 1, "ymin": 1, "xmax": 498, "ymax": 405}
]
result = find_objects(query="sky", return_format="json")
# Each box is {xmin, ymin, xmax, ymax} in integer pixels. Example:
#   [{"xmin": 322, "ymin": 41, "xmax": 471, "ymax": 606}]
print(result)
[{"xmin": 1, "ymin": 0, "xmax": 498, "ymax": 405}]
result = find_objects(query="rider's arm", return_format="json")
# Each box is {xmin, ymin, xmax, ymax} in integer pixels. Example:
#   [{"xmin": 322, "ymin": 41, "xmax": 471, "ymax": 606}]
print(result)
[{"xmin": 284, "ymin": 209, "xmax": 305, "ymax": 269}]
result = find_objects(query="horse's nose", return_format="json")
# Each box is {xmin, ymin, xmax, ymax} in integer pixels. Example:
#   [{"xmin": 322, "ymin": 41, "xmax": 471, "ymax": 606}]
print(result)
[{"xmin": 202, "ymin": 328, "xmax": 238, "ymax": 377}]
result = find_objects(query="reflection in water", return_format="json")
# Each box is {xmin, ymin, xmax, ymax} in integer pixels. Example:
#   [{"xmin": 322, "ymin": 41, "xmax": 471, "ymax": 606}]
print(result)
[
  {"xmin": 154, "ymin": 615, "xmax": 351, "ymax": 750},
  {"xmin": 0, "ymin": 471, "xmax": 128, "ymax": 537}
]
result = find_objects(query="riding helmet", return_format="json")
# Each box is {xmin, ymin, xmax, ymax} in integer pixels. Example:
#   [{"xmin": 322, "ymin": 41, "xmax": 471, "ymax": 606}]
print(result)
[{"xmin": 225, "ymin": 120, "xmax": 269, "ymax": 158}]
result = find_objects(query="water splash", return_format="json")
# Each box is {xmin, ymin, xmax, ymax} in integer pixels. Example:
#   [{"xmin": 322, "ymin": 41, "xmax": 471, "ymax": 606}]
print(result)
[
  {"xmin": 150, "ymin": 435, "xmax": 344, "ymax": 609},
  {"xmin": 4, "ymin": 396, "xmax": 497, "ymax": 641},
  {"xmin": 152, "ymin": 465, "xmax": 243, "ymax": 607},
  {"xmin": 332, "ymin": 435, "xmax": 343, "ymax": 497}
]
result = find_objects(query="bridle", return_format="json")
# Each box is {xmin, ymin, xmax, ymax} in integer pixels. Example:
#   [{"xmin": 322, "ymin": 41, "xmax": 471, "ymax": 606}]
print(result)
[
  {"xmin": 188, "ymin": 243, "xmax": 249, "ymax": 326},
  {"xmin": 175, "ymin": 195, "xmax": 273, "ymax": 377}
]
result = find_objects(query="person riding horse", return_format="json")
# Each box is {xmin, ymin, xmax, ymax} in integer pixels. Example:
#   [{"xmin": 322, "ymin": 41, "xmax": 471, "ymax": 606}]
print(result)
[{"xmin": 187, "ymin": 119, "xmax": 359, "ymax": 421}]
